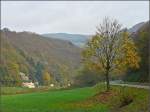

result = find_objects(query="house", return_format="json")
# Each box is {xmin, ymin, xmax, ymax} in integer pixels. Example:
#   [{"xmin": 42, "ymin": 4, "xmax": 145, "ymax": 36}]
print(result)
[
  {"xmin": 22, "ymin": 82, "xmax": 35, "ymax": 88},
  {"xmin": 50, "ymin": 84, "xmax": 54, "ymax": 87},
  {"xmin": 19, "ymin": 72, "xmax": 36, "ymax": 88},
  {"xmin": 68, "ymin": 83, "xmax": 71, "ymax": 87}
]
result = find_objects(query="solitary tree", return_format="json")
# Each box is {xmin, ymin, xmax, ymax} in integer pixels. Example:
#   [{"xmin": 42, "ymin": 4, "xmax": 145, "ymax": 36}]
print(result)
[
  {"xmin": 58, "ymin": 64, "xmax": 71, "ymax": 87},
  {"xmin": 42, "ymin": 70, "xmax": 51, "ymax": 86},
  {"xmin": 82, "ymin": 17, "xmax": 140, "ymax": 91}
]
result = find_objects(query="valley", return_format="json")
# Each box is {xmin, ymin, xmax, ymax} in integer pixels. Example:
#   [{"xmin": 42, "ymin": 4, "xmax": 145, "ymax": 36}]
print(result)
[{"xmin": 0, "ymin": 1, "xmax": 149, "ymax": 111}]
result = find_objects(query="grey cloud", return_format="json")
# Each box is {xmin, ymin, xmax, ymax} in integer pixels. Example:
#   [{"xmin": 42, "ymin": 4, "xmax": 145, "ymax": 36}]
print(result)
[{"xmin": 1, "ymin": 1, "xmax": 149, "ymax": 34}]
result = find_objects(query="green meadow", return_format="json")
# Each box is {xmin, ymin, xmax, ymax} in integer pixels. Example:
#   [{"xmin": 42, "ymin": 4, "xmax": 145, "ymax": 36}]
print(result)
[{"xmin": 1, "ymin": 84, "xmax": 149, "ymax": 112}]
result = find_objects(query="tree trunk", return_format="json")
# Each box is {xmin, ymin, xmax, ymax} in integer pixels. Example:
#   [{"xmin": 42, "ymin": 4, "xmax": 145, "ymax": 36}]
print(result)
[{"xmin": 105, "ymin": 70, "xmax": 110, "ymax": 91}]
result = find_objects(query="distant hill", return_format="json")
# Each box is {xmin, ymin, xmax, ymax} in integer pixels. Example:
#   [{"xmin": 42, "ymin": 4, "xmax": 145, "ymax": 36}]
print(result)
[
  {"xmin": 1, "ymin": 28, "xmax": 81, "ymax": 86},
  {"xmin": 128, "ymin": 22, "xmax": 145, "ymax": 33},
  {"xmin": 42, "ymin": 22, "xmax": 146, "ymax": 47},
  {"xmin": 42, "ymin": 33, "xmax": 91, "ymax": 47}
]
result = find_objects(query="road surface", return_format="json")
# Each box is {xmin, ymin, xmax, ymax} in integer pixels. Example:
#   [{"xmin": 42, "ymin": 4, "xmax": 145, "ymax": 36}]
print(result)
[{"xmin": 110, "ymin": 80, "xmax": 150, "ymax": 89}]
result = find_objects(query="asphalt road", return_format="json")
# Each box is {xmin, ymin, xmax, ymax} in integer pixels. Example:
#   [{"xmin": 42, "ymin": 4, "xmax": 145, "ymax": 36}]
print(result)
[{"xmin": 110, "ymin": 81, "xmax": 150, "ymax": 89}]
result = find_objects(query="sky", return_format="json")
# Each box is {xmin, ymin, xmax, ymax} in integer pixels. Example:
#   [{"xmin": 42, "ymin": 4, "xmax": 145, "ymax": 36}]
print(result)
[{"xmin": 1, "ymin": 1, "xmax": 149, "ymax": 35}]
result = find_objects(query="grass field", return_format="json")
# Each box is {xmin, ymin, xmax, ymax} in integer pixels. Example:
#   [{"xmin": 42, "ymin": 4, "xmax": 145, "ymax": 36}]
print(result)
[
  {"xmin": 1, "ymin": 84, "xmax": 149, "ymax": 112},
  {"xmin": 1, "ymin": 86, "xmax": 52, "ymax": 95}
]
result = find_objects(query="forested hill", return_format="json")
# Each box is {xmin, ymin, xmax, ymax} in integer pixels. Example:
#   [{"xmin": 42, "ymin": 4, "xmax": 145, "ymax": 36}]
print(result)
[
  {"xmin": 124, "ymin": 21, "xmax": 149, "ymax": 82},
  {"xmin": 0, "ymin": 28, "xmax": 81, "ymax": 86}
]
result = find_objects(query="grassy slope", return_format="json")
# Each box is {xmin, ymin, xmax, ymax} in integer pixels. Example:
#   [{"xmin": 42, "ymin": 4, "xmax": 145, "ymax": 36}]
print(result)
[{"xmin": 1, "ymin": 85, "xmax": 149, "ymax": 112}]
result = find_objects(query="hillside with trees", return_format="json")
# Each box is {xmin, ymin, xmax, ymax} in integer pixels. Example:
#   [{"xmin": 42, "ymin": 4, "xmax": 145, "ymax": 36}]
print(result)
[
  {"xmin": 0, "ymin": 21, "xmax": 149, "ymax": 87},
  {"xmin": 124, "ymin": 21, "xmax": 149, "ymax": 82},
  {"xmin": 0, "ymin": 28, "xmax": 81, "ymax": 86}
]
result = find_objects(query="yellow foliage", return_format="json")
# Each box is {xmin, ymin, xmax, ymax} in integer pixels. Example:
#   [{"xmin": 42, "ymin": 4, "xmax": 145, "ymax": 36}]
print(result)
[
  {"xmin": 82, "ymin": 31, "xmax": 140, "ymax": 75},
  {"xmin": 122, "ymin": 32, "xmax": 140, "ymax": 69},
  {"xmin": 43, "ymin": 70, "xmax": 51, "ymax": 85}
]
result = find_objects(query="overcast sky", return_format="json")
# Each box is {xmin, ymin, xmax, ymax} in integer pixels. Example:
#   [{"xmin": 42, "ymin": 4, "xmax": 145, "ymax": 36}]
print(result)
[{"xmin": 1, "ymin": 1, "xmax": 149, "ymax": 34}]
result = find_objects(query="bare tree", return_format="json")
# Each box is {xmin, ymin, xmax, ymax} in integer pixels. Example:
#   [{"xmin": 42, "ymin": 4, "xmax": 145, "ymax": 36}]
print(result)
[{"xmin": 82, "ymin": 17, "xmax": 140, "ymax": 91}]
